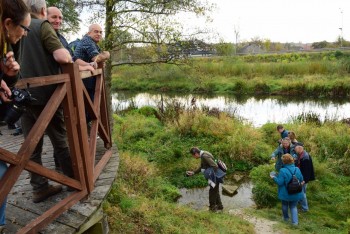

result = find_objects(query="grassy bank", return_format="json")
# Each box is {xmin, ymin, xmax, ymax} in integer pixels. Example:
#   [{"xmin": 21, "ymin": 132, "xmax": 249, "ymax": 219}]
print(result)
[
  {"xmin": 105, "ymin": 106, "xmax": 350, "ymax": 233},
  {"xmin": 111, "ymin": 52, "xmax": 350, "ymax": 97},
  {"xmin": 104, "ymin": 152, "xmax": 254, "ymax": 233}
]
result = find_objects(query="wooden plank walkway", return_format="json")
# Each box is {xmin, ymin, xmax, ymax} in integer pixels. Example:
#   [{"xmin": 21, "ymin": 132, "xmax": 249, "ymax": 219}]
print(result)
[{"xmin": 0, "ymin": 124, "xmax": 119, "ymax": 233}]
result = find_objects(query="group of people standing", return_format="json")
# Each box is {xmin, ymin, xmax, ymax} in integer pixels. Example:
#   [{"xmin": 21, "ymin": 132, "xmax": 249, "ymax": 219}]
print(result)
[
  {"xmin": 185, "ymin": 124, "xmax": 315, "ymax": 223},
  {"xmin": 0, "ymin": 0, "xmax": 110, "ymax": 232},
  {"xmin": 270, "ymin": 125, "xmax": 315, "ymax": 226}
]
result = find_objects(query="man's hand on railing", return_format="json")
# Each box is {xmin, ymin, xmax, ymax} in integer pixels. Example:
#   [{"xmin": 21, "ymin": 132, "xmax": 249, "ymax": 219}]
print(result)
[
  {"xmin": 78, "ymin": 65, "xmax": 95, "ymax": 72},
  {"xmin": 89, "ymin": 61, "xmax": 98, "ymax": 69}
]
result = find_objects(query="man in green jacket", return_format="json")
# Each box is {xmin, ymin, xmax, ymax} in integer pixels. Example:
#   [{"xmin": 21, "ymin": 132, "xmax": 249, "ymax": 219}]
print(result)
[
  {"xmin": 19, "ymin": 0, "xmax": 74, "ymax": 203},
  {"xmin": 187, "ymin": 147, "xmax": 223, "ymax": 212}
]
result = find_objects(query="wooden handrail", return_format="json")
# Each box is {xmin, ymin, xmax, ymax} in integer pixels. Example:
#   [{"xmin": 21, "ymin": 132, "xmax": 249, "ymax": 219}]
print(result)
[{"xmin": 0, "ymin": 62, "xmax": 112, "ymax": 233}]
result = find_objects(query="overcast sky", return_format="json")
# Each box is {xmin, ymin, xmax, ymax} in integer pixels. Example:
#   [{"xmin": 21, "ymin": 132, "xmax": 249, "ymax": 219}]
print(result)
[
  {"xmin": 200, "ymin": 0, "xmax": 350, "ymax": 43},
  {"xmin": 75, "ymin": 0, "xmax": 350, "ymax": 44}
]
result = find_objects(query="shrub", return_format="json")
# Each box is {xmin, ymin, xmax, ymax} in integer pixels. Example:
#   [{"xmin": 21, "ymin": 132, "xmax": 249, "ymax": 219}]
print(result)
[
  {"xmin": 250, "ymin": 164, "xmax": 278, "ymax": 208},
  {"xmin": 116, "ymin": 152, "xmax": 181, "ymax": 201}
]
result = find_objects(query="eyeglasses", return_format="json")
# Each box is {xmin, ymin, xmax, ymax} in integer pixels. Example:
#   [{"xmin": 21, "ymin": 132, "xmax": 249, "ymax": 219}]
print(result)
[
  {"xmin": 19, "ymin": 24, "xmax": 31, "ymax": 32},
  {"xmin": 93, "ymin": 30, "xmax": 103, "ymax": 34}
]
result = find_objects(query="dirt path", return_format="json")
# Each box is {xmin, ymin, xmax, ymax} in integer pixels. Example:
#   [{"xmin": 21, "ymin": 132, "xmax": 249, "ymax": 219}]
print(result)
[{"xmin": 229, "ymin": 208, "xmax": 283, "ymax": 234}]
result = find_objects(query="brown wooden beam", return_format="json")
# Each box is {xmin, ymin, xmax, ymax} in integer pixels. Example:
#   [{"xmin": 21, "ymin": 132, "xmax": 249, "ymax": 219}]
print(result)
[
  {"xmin": 16, "ymin": 74, "xmax": 70, "ymax": 89},
  {"xmin": 0, "ymin": 148, "xmax": 19, "ymax": 165},
  {"xmin": 0, "ymin": 84, "xmax": 67, "ymax": 205},
  {"xmin": 18, "ymin": 190, "xmax": 88, "ymax": 234},
  {"xmin": 24, "ymin": 161, "xmax": 83, "ymax": 190},
  {"xmin": 62, "ymin": 64, "xmax": 94, "ymax": 193},
  {"xmin": 93, "ymin": 149, "xmax": 113, "ymax": 182}
]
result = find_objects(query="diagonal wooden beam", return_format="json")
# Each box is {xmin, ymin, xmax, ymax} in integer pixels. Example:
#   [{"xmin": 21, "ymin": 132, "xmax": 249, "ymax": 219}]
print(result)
[
  {"xmin": 0, "ymin": 148, "xmax": 19, "ymax": 165},
  {"xmin": 0, "ymin": 83, "xmax": 66, "ymax": 205},
  {"xmin": 25, "ymin": 161, "xmax": 82, "ymax": 190},
  {"xmin": 93, "ymin": 149, "xmax": 113, "ymax": 182},
  {"xmin": 83, "ymin": 87, "xmax": 98, "ymax": 120},
  {"xmin": 18, "ymin": 190, "xmax": 88, "ymax": 234},
  {"xmin": 99, "ymin": 82, "xmax": 112, "ymax": 148}
]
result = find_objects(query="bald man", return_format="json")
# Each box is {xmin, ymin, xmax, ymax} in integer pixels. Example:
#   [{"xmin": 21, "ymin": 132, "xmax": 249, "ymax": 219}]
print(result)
[
  {"xmin": 74, "ymin": 24, "xmax": 110, "ymax": 65},
  {"xmin": 20, "ymin": 0, "xmax": 73, "ymax": 203},
  {"xmin": 47, "ymin": 7, "xmax": 94, "ymax": 72},
  {"xmin": 73, "ymin": 24, "xmax": 110, "ymax": 118},
  {"xmin": 47, "ymin": 7, "xmax": 72, "ymax": 56}
]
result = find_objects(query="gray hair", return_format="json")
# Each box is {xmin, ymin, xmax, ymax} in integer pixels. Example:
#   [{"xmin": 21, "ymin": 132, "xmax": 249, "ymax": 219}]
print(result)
[
  {"xmin": 23, "ymin": 0, "xmax": 46, "ymax": 14},
  {"xmin": 281, "ymin": 137, "xmax": 291, "ymax": 143}
]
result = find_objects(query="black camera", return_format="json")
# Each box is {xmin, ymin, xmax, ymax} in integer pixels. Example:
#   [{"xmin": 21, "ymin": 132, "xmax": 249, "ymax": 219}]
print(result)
[{"xmin": 0, "ymin": 88, "xmax": 33, "ymax": 125}]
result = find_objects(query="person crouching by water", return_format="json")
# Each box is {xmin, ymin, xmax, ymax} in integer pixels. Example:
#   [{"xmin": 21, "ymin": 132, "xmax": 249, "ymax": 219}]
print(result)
[
  {"xmin": 186, "ymin": 147, "xmax": 226, "ymax": 212},
  {"xmin": 270, "ymin": 154, "xmax": 304, "ymax": 226}
]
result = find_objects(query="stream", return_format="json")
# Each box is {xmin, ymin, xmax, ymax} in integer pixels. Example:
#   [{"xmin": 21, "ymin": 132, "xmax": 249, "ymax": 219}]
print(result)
[
  {"xmin": 112, "ymin": 91, "xmax": 350, "ymax": 210},
  {"xmin": 112, "ymin": 92, "xmax": 350, "ymax": 127}
]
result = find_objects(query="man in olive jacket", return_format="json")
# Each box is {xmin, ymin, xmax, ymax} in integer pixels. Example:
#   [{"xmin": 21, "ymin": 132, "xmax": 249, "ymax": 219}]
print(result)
[
  {"xmin": 18, "ymin": 0, "xmax": 73, "ymax": 203},
  {"xmin": 186, "ymin": 147, "xmax": 224, "ymax": 212}
]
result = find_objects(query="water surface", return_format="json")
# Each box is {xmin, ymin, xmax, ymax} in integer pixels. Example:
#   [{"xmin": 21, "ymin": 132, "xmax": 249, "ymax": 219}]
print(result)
[
  {"xmin": 177, "ymin": 181, "xmax": 255, "ymax": 211},
  {"xmin": 112, "ymin": 92, "xmax": 350, "ymax": 126}
]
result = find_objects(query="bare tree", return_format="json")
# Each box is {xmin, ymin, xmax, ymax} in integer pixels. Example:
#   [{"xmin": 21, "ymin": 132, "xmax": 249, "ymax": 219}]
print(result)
[{"xmin": 234, "ymin": 25, "xmax": 240, "ymax": 55}]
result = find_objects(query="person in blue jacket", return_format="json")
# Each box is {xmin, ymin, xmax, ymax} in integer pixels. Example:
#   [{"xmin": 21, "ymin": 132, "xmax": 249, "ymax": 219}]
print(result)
[
  {"xmin": 277, "ymin": 125, "xmax": 289, "ymax": 143},
  {"xmin": 271, "ymin": 137, "xmax": 296, "ymax": 171},
  {"xmin": 271, "ymin": 153, "xmax": 304, "ymax": 225}
]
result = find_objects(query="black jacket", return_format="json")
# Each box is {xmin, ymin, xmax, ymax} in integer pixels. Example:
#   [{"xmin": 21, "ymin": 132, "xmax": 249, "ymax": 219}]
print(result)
[{"xmin": 295, "ymin": 150, "xmax": 315, "ymax": 183}]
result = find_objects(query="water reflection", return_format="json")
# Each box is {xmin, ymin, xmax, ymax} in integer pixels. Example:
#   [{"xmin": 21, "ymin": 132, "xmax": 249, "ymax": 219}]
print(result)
[
  {"xmin": 177, "ymin": 182, "xmax": 255, "ymax": 211},
  {"xmin": 112, "ymin": 92, "xmax": 350, "ymax": 127}
]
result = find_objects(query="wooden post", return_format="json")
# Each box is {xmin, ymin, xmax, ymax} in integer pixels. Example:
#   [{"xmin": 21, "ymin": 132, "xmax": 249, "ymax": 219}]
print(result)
[{"xmin": 62, "ymin": 63, "xmax": 95, "ymax": 193}]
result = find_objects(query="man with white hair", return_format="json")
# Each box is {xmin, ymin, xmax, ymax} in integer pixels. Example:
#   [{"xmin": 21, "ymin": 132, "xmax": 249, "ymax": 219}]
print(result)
[
  {"xmin": 271, "ymin": 137, "xmax": 296, "ymax": 171},
  {"xmin": 18, "ymin": 0, "xmax": 74, "ymax": 203},
  {"xmin": 73, "ymin": 24, "xmax": 110, "ymax": 107}
]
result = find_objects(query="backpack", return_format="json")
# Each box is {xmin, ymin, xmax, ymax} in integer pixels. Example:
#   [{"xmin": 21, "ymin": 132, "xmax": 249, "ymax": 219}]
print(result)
[
  {"xmin": 68, "ymin": 39, "xmax": 81, "ymax": 53},
  {"xmin": 286, "ymin": 167, "xmax": 302, "ymax": 194},
  {"xmin": 216, "ymin": 159, "xmax": 227, "ymax": 172}
]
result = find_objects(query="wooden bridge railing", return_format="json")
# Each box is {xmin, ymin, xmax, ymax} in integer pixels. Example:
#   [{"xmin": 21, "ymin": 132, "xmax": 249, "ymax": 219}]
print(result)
[{"xmin": 0, "ymin": 62, "xmax": 112, "ymax": 233}]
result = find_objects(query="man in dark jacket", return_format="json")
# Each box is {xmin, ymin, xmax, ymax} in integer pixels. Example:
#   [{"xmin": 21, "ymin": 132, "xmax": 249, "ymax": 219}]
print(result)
[
  {"xmin": 73, "ymin": 24, "xmax": 110, "ymax": 104},
  {"xmin": 186, "ymin": 147, "xmax": 224, "ymax": 212},
  {"xmin": 294, "ymin": 143, "xmax": 315, "ymax": 212},
  {"xmin": 19, "ymin": 0, "xmax": 74, "ymax": 203}
]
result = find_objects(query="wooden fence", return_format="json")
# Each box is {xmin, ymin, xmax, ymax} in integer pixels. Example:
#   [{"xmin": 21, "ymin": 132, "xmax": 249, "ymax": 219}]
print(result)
[{"xmin": 0, "ymin": 62, "xmax": 112, "ymax": 233}]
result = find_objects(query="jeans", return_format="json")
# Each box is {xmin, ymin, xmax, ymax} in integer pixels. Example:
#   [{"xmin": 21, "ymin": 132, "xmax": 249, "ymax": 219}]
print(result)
[
  {"xmin": 21, "ymin": 106, "xmax": 74, "ymax": 191},
  {"xmin": 282, "ymin": 200, "xmax": 298, "ymax": 225},
  {"xmin": 0, "ymin": 161, "xmax": 8, "ymax": 225},
  {"xmin": 299, "ymin": 183, "xmax": 309, "ymax": 211}
]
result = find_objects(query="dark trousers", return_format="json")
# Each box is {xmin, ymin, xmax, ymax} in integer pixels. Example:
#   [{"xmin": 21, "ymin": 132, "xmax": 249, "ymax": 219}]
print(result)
[
  {"xmin": 83, "ymin": 77, "xmax": 96, "ymax": 123},
  {"xmin": 209, "ymin": 181, "xmax": 222, "ymax": 210},
  {"xmin": 21, "ymin": 105, "xmax": 74, "ymax": 191}
]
